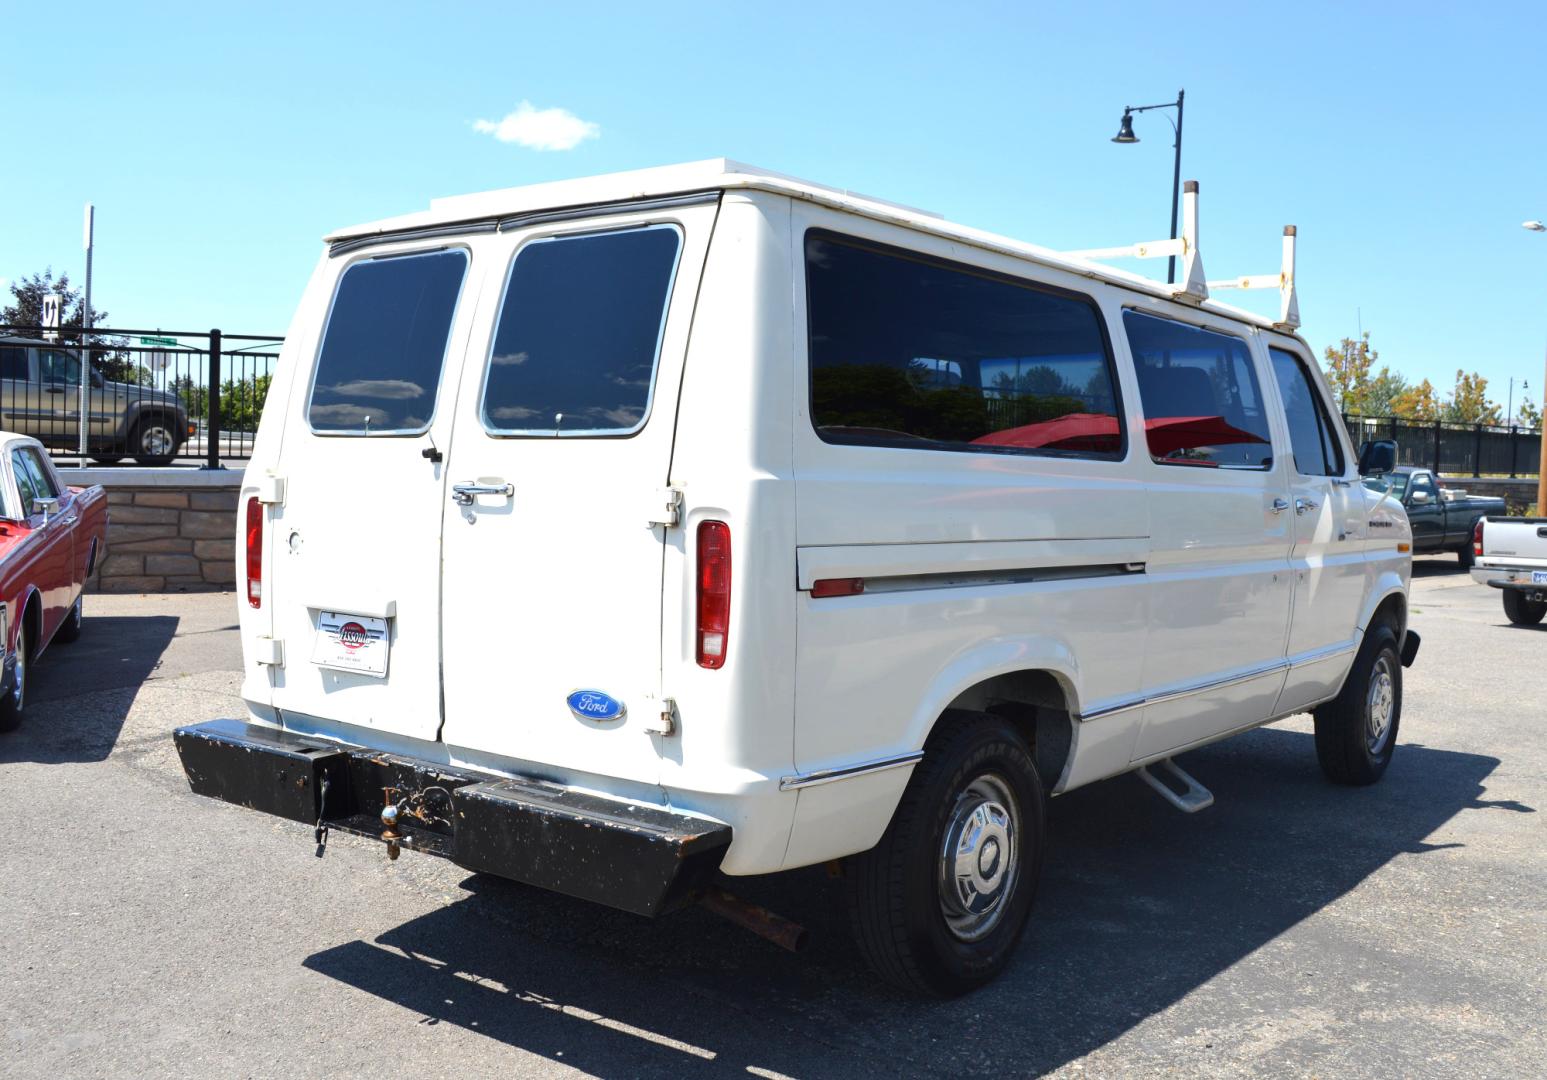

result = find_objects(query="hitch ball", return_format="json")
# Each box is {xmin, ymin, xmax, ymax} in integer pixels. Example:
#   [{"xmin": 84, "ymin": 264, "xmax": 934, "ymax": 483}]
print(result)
[{"xmin": 381, "ymin": 804, "xmax": 402, "ymax": 861}]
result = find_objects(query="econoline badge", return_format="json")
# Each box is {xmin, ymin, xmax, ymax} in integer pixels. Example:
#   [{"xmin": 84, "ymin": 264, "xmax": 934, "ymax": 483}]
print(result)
[{"xmin": 567, "ymin": 689, "xmax": 626, "ymax": 722}]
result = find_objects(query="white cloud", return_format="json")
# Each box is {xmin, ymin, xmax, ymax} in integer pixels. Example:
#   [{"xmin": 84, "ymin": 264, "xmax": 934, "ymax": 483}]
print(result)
[{"xmin": 473, "ymin": 101, "xmax": 599, "ymax": 152}]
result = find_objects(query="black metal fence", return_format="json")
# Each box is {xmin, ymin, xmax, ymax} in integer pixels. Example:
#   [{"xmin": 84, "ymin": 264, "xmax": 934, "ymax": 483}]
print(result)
[
  {"xmin": 0, "ymin": 326, "xmax": 280, "ymax": 468},
  {"xmin": 1342, "ymin": 414, "xmax": 1542, "ymax": 478}
]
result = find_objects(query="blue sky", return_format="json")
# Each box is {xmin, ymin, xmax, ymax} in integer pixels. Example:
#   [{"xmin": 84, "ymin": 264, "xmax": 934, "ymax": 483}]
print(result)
[{"xmin": 4, "ymin": 1, "xmax": 1545, "ymax": 417}]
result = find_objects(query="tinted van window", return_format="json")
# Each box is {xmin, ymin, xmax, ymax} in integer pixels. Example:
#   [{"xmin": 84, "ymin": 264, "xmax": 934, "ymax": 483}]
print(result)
[
  {"xmin": 0, "ymin": 347, "xmax": 27, "ymax": 380},
  {"xmin": 308, "ymin": 249, "xmax": 467, "ymax": 433},
  {"xmin": 1269, "ymin": 347, "xmax": 1343, "ymax": 476},
  {"xmin": 1122, "ymin": 311, "xmax": 1273, "ymax": 469},
  {"xmin": 805, "ymin": 232, "xmax": 1123, "ymax": 457},
  {"xmin": 482, "ymin": 226, "xmax": 681, "ymax": 436}
]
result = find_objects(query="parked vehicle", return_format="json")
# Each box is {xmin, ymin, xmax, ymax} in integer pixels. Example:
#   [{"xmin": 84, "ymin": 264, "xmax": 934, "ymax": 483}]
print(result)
[
  {"xmin": 1470, "ymin": 515, "xmax": 1547, "ymax": 625},
  {"xmin": 0, "ymin": 431, "xmax": 108, "ymax": 730},
  {"xmin": 1362, "ymin": 466, "xmax": 1505, "ymax": 567},
  {"xmin": 0, "ymin": 335, "xmax": 195, "ymax": 465},
  {"xmin": 173, "ymin": 161, "xmax": 1420, "ymax": 995}
]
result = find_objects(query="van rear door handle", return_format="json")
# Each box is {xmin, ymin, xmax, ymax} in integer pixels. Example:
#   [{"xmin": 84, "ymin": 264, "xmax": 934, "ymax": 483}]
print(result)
[
  {"xmin": 1295, "ymin": 497, "xmax": 1319, "ymax": 515},
  {"xmin": 1270, "ymin": 498, "xmax": 1290, "ymax": 515},
  {"xmin": 452, "ymin": 480, "xmax": 513, "ymax": 505}
]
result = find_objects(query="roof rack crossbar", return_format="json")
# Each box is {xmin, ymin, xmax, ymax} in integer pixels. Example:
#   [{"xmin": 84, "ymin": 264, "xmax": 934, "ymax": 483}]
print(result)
[
  {"xmin": 1206, "ymin": 225, "xmax": 1300, "ymax": 331},
  {"xmin": 1064, "ymin": 180, "xmax": 1208, "ymax": 305}
]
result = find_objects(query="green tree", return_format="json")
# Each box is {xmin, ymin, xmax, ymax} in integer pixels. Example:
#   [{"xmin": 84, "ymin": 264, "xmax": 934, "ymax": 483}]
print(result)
[
  {"xmin": 1363, "ymin": 368, "xmax": 1409, "ymax": 417},
  {"xmin": 219, "ymin": 373, "xmax": 272, "ymax": 433},
  {"xmin": 2, "ymin": 269, "xmax": 138, "ymax": 383},
  {"xmin": 1322, "ymin": 332, "xmax": 1378, "ymax": 413},
  {"xmin": 1443, "ymin": 370, "xmax": 1502, "ymax": 424},
  {"xmin": 1516, "ymin": 395, "xmax": 1541, "ymax": 429}
]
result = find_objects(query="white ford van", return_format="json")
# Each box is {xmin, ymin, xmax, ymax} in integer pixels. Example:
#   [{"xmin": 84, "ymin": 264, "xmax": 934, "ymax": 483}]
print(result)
[{"xmin": 176, "ymin": 160, "xmax": 1420, "ymax": 995}]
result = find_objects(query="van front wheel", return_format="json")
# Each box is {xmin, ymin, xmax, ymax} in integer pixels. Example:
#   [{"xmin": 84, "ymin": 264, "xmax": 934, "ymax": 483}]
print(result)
[
  {"xmin": 843, "ymin": 710, "xmax": 1044, "ymax": 997},
  {"xmin": 1313, "ymin": 622, "xmax": 1402, "ymax": 785}
]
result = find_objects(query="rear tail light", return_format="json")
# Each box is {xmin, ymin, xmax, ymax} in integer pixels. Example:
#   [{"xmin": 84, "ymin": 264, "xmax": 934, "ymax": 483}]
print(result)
[
  {"xmin": 245, "ymin": 496, "xmax": 262, "ymax": 608},
  {"xmin": 1473, "ymin": 518, "xmax": 1485, "ymax": 557},
  {"xmin": 696, "ymin": 520, "xmax": 731, "ymax": 669}
]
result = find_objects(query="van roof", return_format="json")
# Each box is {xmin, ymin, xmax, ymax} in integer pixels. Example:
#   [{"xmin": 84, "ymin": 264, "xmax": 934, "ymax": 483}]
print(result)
[{"xmin": 327, "ymin": 158, "xmax": 1301, "ymax": 336}]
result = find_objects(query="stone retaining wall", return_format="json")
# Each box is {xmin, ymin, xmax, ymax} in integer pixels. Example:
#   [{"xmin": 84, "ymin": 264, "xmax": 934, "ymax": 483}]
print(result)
[{"xmin": 72, "ymin": 469, "xmax": 243, "ymax": 593}]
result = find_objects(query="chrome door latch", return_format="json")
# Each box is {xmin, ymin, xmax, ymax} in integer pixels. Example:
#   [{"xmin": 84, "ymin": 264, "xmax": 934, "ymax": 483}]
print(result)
[
  {"xmin": 1295, "ymin": 497, "xmax": 1320, "ymax": 515},
  {"xmin": 647, "ymin": 487, "xmax": 682, "ymax": 529},
  {"xmin": 1271, "ymin": 498, "xmax": 1290, "ymax": 515},
  {"xmin": 452, "ymin": 481, "xmax": 514, "ymax": 505}
]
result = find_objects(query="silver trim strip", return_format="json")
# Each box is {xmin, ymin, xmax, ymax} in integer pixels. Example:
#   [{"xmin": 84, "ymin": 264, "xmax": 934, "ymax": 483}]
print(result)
[
  {"xmin": 779, "ymin": 751, "xmax": 925, "ymax": 791},
  {"xmin": 497, "ymin": 190, "xmax": 721, "ymax": 232},
  {"xmin": 1078, "ymin": 641, "xmax": 1360, "ymax": 722}
]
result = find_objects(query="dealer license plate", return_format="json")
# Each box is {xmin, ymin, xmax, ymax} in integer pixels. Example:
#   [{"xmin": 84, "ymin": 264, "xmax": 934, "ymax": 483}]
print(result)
[
  {"xmin": 311, "ymin": 611, "xmax": 389, "ymax": 678},
  {"xmin": 1532, "ymin": 571, "xmax": 1547, "ymax": 585}
]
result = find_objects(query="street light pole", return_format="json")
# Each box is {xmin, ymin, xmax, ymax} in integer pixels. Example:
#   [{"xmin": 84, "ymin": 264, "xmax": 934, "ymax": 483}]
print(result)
[
  {"xmin": 1111, "ymin": 90, "xmax": 1185, "ymax": 284},
  {"xmin": 1528, "ymin": 220, "xmax": 1547, "ymax": 512}
]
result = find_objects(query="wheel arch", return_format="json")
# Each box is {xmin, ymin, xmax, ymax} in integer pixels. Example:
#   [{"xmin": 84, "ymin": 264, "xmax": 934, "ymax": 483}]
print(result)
[{"xmin": 19, "ymin": 585, "xmax": 43, "ymax": 657}]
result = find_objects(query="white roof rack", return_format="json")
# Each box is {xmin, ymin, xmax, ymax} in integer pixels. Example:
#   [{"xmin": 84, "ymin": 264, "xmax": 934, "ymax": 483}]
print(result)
[{"xmin": 1061, "ymin": 180, "xmax": 1301, "ymax": 331}]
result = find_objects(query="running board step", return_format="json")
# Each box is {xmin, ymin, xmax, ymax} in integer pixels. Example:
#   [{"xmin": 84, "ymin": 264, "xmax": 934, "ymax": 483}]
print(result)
[{"xmin": 1136, "ymin": 758, "xmax": 1215, "ymax": 813}]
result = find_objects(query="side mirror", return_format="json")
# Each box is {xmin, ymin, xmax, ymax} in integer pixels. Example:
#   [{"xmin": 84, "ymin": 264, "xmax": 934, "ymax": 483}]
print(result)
[
  {"xmin": 34, "ymin": 496, "xmax": 59, "ymax": 522},
  {"xmin": 1409, "ymin": 490, "xmax": 1431, "ymax": 504},
  {"xmin": 1357, "ymin": 439, "xmax": 1397, "ymax": 477}
]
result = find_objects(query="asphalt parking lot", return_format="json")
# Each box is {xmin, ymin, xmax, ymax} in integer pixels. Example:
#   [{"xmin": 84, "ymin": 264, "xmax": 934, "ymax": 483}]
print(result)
[{"xmin": 2, "ymin": 559, "xmax": 1543, "ymax": 1079}]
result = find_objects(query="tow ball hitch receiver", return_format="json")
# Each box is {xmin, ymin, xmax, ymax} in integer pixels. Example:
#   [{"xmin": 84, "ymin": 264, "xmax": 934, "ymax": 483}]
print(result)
[{"xmin": 380, "ymin": 802, "xmax": 403, "ymax": 860}]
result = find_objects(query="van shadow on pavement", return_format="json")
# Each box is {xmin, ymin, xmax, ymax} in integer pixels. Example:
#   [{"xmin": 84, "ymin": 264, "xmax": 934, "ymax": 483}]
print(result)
[
  {"xmin": 304, "ymin": 727, "xmax": 1513, "ymax": 1077},
  {"xmin": 0, "ymin": 614, "xmax": 178, "ymax": 766}
]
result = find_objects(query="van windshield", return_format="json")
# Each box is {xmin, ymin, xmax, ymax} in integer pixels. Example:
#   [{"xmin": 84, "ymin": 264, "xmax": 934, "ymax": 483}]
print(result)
[
  {"xmin": 308, "ymin": 249, "xmax": 468, "ymax": 434},
  {"xmin": 481, "ymin": 226, "xmax": 681, "ymax": 436}
]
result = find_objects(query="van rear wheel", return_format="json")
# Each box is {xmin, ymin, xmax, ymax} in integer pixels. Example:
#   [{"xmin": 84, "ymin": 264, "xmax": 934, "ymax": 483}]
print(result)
[
  {"xmin": 1502, "ymin": 589, "xmax": 1546, "ymax": 626},
  {"xmin": 843, "ymin": 710, "xmax": 1044, "ymax": 996},
  {"xmin": 1313, "ymin": 622, "xmax": 1402, "ymax": 785}
]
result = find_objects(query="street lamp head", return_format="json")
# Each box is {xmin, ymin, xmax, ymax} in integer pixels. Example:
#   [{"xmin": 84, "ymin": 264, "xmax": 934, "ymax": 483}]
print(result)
[
  {"xmin": 1111, "ymin": 110, "xmax": 1139, "ymax": 144},
  {"xmin": 1524, "ymin": 220, "xmax": 1547, "ymax": 232}
]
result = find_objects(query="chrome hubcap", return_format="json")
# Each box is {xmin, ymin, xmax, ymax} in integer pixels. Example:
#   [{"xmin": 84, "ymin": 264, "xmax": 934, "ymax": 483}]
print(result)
[
  {"xmin": 1366, "ymin": 654, "xmax": 1396, "ymax": 754},
  {"xmin": 938, "ymin": 774, "xmax": 1020, "ymax": 942},
  {"xmin": 142, "ymin": 426, "xmax": 174, "ymax": 456}
]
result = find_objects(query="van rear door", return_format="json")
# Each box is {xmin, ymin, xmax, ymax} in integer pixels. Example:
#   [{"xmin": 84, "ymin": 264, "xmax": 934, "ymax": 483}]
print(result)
[
  {"xmin": 267, "ymin": 243, "xmax": 479, "ymax": 743},
  {"xmin": 438, "ymin": 200, "xmax": 716, "ymax": 785}
]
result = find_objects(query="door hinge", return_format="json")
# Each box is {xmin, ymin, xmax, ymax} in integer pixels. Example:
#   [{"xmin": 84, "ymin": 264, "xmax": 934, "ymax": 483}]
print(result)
[
  {"xmin": 254, "ymin": 636, "xmax": 284, "ymax": 666},
  {"xmin": 642, "ymin": 695, "xmax": 676, "ymax": 735},
  {"xmin": 647, "ymin": 486, "xmax": 682, "ymax": 529},
  {"xmin": 255, "ymin": 474, "xmax": 286, "ymax": 506}
]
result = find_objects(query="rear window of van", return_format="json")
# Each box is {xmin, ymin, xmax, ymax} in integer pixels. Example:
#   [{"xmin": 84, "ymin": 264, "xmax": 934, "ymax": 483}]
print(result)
[
  {"xmin": 308, "ymin": 249, "xmax": 468, "ymax": 434},
  {"xmin": 481, "ymin": 225, "xmax": 681, "ymax": 437}
]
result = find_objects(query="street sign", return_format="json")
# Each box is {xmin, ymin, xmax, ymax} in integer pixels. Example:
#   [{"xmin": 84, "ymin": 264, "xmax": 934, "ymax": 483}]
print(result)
[
  {"xmin": 139, "ymin": 335, "xmax": 178, "ymax": 347},
  {"xmin": 42, "ymin": 294, "xmax": 62, "ymax": 342}
]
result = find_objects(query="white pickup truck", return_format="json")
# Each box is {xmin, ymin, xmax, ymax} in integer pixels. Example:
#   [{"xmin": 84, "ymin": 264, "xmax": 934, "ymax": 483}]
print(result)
[{"xmin": 1471, "ymin": 516, "xmax": 1547, "ymax": 625}]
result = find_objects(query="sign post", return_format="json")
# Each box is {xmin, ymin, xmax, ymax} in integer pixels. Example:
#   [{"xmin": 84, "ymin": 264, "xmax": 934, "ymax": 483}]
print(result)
[{"xmin": 79, "ymin": 204, "xmax": 94, "ymax": 462}]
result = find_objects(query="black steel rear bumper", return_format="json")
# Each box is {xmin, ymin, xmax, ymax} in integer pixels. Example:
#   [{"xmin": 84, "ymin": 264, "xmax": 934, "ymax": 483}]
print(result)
[{"xmin": 173, "ymin": 719, "xmax": 731, "ymax": 917}]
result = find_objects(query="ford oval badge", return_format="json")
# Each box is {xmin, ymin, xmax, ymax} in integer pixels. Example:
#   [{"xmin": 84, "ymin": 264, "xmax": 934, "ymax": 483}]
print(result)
[{"xmin": 567, "ymin": 689, "xmax": 626, "ymax": 722}]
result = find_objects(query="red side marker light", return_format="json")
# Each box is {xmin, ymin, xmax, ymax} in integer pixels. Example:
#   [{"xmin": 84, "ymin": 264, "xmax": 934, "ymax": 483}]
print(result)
[{"xmin": 811, "ymin": 578, "xmax": 865, "ymax": 598}]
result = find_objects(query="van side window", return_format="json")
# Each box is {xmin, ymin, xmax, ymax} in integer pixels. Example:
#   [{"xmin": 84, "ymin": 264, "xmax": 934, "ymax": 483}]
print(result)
[
  {"xmin": 308, "ymin": 249, "xmax": 468, "ymax": 434},
  {"xmin": 482, "ymin": 225, "xmax": 681, "ymax": 436},
  {"xmin": 804, "ymin": 232, "xmax": 1124, "ymax": 458},
  {"xmin": 1268, "ymin": 347, "xmax": 1344, "ymax": 476},
  {"xmin": 1122, "ymin": 310, "xmax": 1273, "ymax": 469}
]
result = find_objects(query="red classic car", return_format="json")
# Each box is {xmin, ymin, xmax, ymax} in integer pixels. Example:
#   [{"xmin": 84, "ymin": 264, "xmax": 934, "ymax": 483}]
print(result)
[{"xmin": 0, "ymin": 433, "xmax": 108, "ymax": 731}]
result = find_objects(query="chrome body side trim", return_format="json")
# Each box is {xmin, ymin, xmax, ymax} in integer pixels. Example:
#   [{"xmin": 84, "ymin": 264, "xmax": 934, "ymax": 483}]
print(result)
[
  {"xmin": 497, "ymin": 190, "xmax": 721, "ymax": 232},
  {"xmin": 779, "ymin": 751, "xmax": 926, "ymax": 791},
  {"xmin": 329, "ymin": 221, "xmax": 498, "ymax": 257}
]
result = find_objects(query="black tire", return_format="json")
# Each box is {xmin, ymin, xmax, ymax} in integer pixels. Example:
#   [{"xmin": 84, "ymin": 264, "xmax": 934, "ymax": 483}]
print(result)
[
  {"xmin": 88, "ymin": 455, "xmax": 123, "ymax": 466},
  {"xmin": 130, "ymin": 416, "xmax": 180, "ymax": 466},
  {"xmin": 0, "ymin": 621, "xmax": 28, "ymax": 733},
  {"xmin": 1456, "ymin": 543, "xmax": 1475, "ymax": 570},
  {"xmin": 843, "ymin": 710, "xmax": 1045, "ymax": 997},
  {"xmin": 1502, "ymin": 589, "xmax": 1547, "ymax": 626},
  {"xmin": 56, "ymin": 596, "xmax": 83, "ymax": 644},
  {"xmin": 1314, "ymin": 622, "xmax": 1402, "ymax": 785}
]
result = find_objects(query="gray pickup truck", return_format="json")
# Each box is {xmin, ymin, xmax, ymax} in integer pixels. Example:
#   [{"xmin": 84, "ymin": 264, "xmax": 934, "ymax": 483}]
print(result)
[
  {"xmin": 1362, "ymin": 465, "xmax": 1507, "ymax": 567},
  {"xmin": 0, "ymin": 336, "xmax": 193, "ymax": 465}
]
